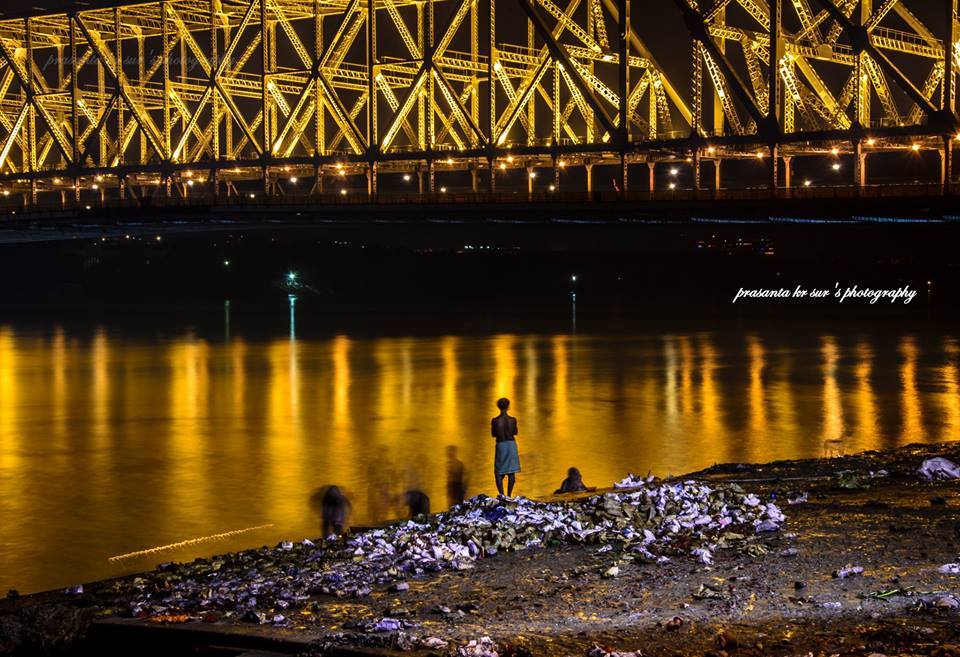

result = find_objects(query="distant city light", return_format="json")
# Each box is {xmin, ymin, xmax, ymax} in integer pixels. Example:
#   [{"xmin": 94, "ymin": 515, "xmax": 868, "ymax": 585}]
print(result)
[
  {"xmin": 287, "ymin": 271, "xmax": 298, "ymax": 282},
  {"xmin": 755, "ymin": 151, "xmax": 764, "ymax": 159},
  {"xmin": 249, "ymin": 193, "xmax": 256, "ymax": 198},
  {"xmin": 186, "ymin": 179, "xmax": 194, "ymax": 187},
  {"xmin": 403, "ymin": 174, "xmax": 411, "ymax": 182},
  {"xmin": 803, "ymin": 179, "xmax": 812, "ymax": 187},
  {"xmin": 289, "ymin": 176, "xmax": 298, "ymax": 183},
  {"xmin": 832, "ymin": 163, "xmax": 841, "ymax": 170},
  {"xmin": 866, "ymin": 138, "xmax": 876, "ymax": 146},
  {"xmin": 223, "ymin": 259, "xmax": 231, "ymax": 267},
  {"xmin": 911, "ymin": 143, "xmax": 921, "ymax": 151},
  {"xmin": 668, "ymin": 182, "xmax": 677, "ymax": 189},
  {"xmin": 340, "ymin": 189, "xmax": 347, "ymax": 195},
  {"xmin": 548, "ymin": 184, "xmax": 556, "ymax": 191},
  {"xmin": 498, "ymin": 163, "xmax": 506, "ymax": 170},
  {"xmin": 669, "ymin": 168, "xmax": 678, "ymax": 176},
  {"xmin": 440, "ymin": 186, "xmax": 447, "ymax": 192},
  {"xmin": 155, "ymin": 235, "xmax": 162, "ymax": 241},
  {"xmin": 830, "ymin": 147, "xmax": 839, "ymax": 156},
  {"xmin": 558, "ymin": 160, "xmax": 567, "ymax": 168},
  {"xmin": 571, "ymin": 275, "xmax": 577, "ymax": 282}
]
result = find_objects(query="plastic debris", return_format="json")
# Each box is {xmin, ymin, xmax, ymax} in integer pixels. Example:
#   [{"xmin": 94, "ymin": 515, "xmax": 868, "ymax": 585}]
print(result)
[
  {"xmin": 110, "ymin": 477, "xmax": 784, "ymax": 624},
  {"xmin": 457, "ymin": 636, "xmax": 499, "ymax": 657},
  {"xmin": 833, "ymin": 565, "xmax": 864, "ymax": 579},
  {"xmin": 63, "ymin": 585, "xmax": 83, "ymax": 596},
  {"xmin": 919, "ymin": 457, "xmax": 960, "ymax": 480},
  {"xmin": 938, "ymin": 563, "xmax": 960, "ymax": 574},
  {"xmin": 587, "ymin": 646, "xmax": 641, "ymax": 657},
  {"xmin": 918, "ymin": 594, "xmax": 960, "ymax": 610}
]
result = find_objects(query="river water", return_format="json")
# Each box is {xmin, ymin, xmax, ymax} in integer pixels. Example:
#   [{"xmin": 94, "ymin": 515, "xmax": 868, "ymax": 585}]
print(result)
[{"xmin": 0, "ymin": 320, "xmax": 957, "ymax": 594}]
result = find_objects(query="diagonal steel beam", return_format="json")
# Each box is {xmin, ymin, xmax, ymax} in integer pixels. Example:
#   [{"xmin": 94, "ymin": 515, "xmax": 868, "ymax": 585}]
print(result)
[{"xmin": 516, "ymin": 0, "xmax": 617, "ymax": 139}]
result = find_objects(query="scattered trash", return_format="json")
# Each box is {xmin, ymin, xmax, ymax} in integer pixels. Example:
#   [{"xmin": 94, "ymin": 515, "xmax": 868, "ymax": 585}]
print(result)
[
  {"xmin": 693, "ymin": 583, "xmax": 725, "ymax": 600},
  {"xmin": 938, "ymin": 563, "xmax": 960, "ymax": 574},
  {"xmin": 457, "ymin": 636, "xmax": 499, "ymax": 657},
  {"xmin": 917, "ymin": 594, "xmax": 960, "ymax": 611},
  {"xmin": 390, "ymin": 582, "xmax": 410, "ymax": 592},
  {"xmin": 63, "ymin": 585, "xmax": 83, "ymax": 596},
  {"xmin": 112, "ymin": 477, "xmax": 784, "ymax": 623},
  {"xmin": 665, "ymin": 616, "xmax": 684, "ymax": 630},
  {"xmin": 919, "ymin": 458, "xmax": 960, "ymax": 480},
  {"xmin": 421, "ymin": 637, "xmax": 449, "ymax": 649},
  {"xmin": 819, "ymin": 601, "xmax": 842, "ymax": 609},
  {"xmin": 833, "ymin": 565, "xmax": 864, "ymax": 579},
  {"xmin": 787, "ymin": 491, "xmax": 809, "ymax": 505},
  {"xmin": 779, "ymin": 548, "xmax": 799, "ymax": 558},
  {"xmin": 587, "ymin": 645, "xmax": 641, "ymax": 657},
  {"xmin": 861, "ymin": 587, "xmax": 914, "ymax": 601}
]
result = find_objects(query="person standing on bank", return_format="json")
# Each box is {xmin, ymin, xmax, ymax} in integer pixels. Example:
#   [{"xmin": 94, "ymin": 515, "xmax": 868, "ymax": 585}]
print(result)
[{"xmin": 491, "ymin": 397, "xmax": 520, "ymax": 497}]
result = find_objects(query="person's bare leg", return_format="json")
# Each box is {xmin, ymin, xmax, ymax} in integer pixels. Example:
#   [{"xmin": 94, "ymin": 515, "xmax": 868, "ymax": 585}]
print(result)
[
  {"xmin": 507, "ymin": 473, "xmax": 516, "ymax": 496},
  {"xmin": 495, "ymin": 474, "xmax": 505, "ymax": 496}
]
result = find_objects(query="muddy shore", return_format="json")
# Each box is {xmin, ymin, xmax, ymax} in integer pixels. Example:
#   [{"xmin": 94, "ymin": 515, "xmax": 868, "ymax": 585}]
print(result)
[{"xmin": 3, "ymin": 442, "xmax": 960, "ymax": 657}]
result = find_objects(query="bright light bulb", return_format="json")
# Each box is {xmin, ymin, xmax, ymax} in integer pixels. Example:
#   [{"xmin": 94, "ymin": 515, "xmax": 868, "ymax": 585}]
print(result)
[
  {"xmin": 289, "ymin": 177, "xmax": 298, "ymax": 183},
  {"xmin": 832, "ymin": 163, "xmax": 841, "ymax": 170},
  {"xmin": 403, "ymin": 174, "xmax": 411, "ymax": 181}
]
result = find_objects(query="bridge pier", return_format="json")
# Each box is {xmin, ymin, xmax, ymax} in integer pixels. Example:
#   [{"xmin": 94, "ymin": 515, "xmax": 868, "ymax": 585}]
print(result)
[
  {"xmin": 782, "ymin": 156, "xmax": 792, "ymax": 192},
  {"xmin": 527, "ymin": 165, "xmax": 535, "ymax": 198},
  {"xmin": 584, "ymin": 163, "xmax": 593, "ymax": 194},
  {"xmin": 470, "ymin": 166, "xmax": 479, "ymax": 193},
  {"xmin": 768, "ymin": 144, "xmax": 779, "ymax": 190},
  {"xmin": 713, "ymin": 159, "xmax": 721, "ymax": 190},
  {"xmin": 367, "ymin": 163, "xmax": 377, "ymax": 198},
  {"xmin": 313, "ymin": 166, "xmax": 323, "ymax": 196},
  {"xmin": 940, "ymin": 136, "xmax": 953, "ymax": 193},
  {"xmin": 647, "ymin": 161, "xmax": 655, "ymax": 192},
  {"xmin": 854, "ymin": 140, "xmax": 867, "ymax": 190},
  {"xmin": 693, "ymin": 150, "xmax": 701, "ymax": 192}
]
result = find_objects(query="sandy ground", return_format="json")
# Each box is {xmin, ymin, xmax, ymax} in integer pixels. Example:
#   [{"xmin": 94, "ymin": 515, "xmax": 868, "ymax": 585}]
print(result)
[{"xmin": 3, "ymin": 442, "xmax": 960, "ymax": 657}]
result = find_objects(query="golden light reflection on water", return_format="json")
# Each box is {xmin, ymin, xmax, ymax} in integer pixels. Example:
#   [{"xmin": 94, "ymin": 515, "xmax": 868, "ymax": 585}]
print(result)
[{"xmin": 0, "ymin": 326, "xmax": 958, "ymax": 594}]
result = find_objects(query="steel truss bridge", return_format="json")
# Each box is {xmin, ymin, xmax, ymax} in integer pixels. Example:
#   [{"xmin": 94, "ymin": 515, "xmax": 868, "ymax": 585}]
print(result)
[{"xmin": 0, "ymin": 0, "xmax": 956, "ymax": 210}]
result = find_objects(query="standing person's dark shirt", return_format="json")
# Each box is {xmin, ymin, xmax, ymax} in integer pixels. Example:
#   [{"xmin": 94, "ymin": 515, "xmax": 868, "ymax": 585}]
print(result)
[{"xmin": 491, "ymin": 415, "xmax": 518, "ymax": 443}]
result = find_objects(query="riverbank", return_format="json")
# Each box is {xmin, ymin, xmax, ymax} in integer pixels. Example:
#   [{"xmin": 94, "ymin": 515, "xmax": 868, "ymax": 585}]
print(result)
[{"xmin": 3, "ymin": 441, "xmax": 960, "ymax": 657}]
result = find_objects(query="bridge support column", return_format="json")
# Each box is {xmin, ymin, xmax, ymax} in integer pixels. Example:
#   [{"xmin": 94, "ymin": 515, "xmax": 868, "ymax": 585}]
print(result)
[
  {"xmin": 782, "ymin": 156, "xmax": 792, "ymax": 193},
  {"xmin": 427, "ymin": 160, "xmax": 436, "ymax": 194},
  {"xmin": 854, "ymin": 140, "xmax": 866, "ymax": 191},
  {"xmin": 647, "ymin": 161, "xmax": 655, "ymax": 193},
  {"xmin": 527, "ymin": 165, "xmax": 535, "ymax": 198},
  {"xmin": 30, "ymin": 179, "xmax": 37, "ymax": 206},
  {"xmin": 940, "ymin": 136, "xmax": 953, "ymax": 194},
  {"xmin": 693, "ymin": 150, "xmax": 701, "ymax": 192},
  {"xmin": 713, "ymin": 159, "xmax": 721, "ymax": 190},
  {"xmin": 314, "ymin": 166, "xmax": 324, "ymax": 196},
  {"xmin": 585, "ymin": 163, "xmax": 593, "ymax": 195},
  {"xmin": 74, "ymin": 176, "xmax": 82, "ymax": 204},
  {"xmin": 620, "ymin": 154, "xmax": 628, "ymax": 193},
  {"xmin": 367, "ymin": 162, "xmax": 377, "ymax": 198},
  {"xmin": 470, "ymin": 166, "xmax": 479, "ymax": 193},
  {"xmin": 768, "ymin": 144, "xmax": 779, "ymax": 190}
]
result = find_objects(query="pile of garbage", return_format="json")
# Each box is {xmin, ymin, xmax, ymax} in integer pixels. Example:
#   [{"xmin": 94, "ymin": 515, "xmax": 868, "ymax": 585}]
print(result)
[{"xmin": 113, "ymin": 478, "xmax": 785, "ymax": 624}]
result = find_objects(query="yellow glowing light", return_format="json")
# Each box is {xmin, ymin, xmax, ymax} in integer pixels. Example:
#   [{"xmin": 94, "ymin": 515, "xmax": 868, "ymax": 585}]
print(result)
[
  {"xmin": 830, "ymin": 147, "xmax": 839, "ymax": 156},
  {"xmin": 506, "ymin": 155, "xmax": 514, "ymax": 163},
  {"xmin": 668, "ymin": 182, "xmax": 676, "ymax": 189},
  {"xmin": 528, "ymin": 171, "xmax": 537, "ymax": 179},
  {"xmin": 804, "ymin": 179, "xmax": 811, "ymax": 186},
  {"xmin": 548, "ymin": 184, "xmax": 556, "ymax": 191},
  {"xmin": 756, "ymin": 151, "xmax": 764, "ymax": 159},
  {"xmin": 289, "ymin": 177, "xmax": 298, "ymax": 183},
  {"xmin": 499, "ymin": 163, "xmax": 506, "ymax": 170},
  {"xmin": 911, "ymin": 143, "xmax": 920, "ymax": 151},
  {"xmin": 440, "ymin": 186, "xmax": 447, "ymax": 192},
  {"xmin": 707, "ymin": 146, "xmax": 715, "ymax": 154},
  {"xmin": 340, "ymin": 188, "xmax": 347, "ymax": 195},
  {"xmin": 558, "ymin": 160, "xmax": 566, "ymax": 168}
]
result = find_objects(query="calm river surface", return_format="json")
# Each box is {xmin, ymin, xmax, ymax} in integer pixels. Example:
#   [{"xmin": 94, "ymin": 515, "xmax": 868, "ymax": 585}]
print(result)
[{"xmin": 0, "ymin": 319, "xmax": 958, "ymax": 594}]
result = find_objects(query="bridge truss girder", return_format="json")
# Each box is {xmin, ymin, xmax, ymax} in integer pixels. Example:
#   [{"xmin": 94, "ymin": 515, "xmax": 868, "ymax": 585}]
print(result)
[{"xmin": 0, "ymin": 0, "xmax": 954, "ymax": 203}]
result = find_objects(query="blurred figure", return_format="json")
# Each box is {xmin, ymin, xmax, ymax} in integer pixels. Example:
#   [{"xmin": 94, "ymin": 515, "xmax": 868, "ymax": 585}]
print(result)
[
  {"xmin": 404, "ymin": 490, "xmax": 430, "ymax": 518},
  {"xmin": 554, "ymin": 467, "xmax": 595, "ymax": 494},
  {"xmin": 366, "ymin": 450, "xmax": 398, "ymax": 523},
  {"xmin": 491, "ymin": 397, "xmax": 520, "ymax": 497},
  {"xmin": 446, "ymin": 445, "xmax": 467, "ymax": 507},
  {"xmin": 309, "ymin": 485, "xmax": 351, "ymax": 538}
]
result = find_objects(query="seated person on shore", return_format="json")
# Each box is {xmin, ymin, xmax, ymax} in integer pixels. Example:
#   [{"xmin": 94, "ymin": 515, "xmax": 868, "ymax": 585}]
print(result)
[
  {"xmin": 404, "ymin": 489, "xmax": 431, "ymax": 518},
  {"xmin": 309, "ymin": 485, "xmax": 352, "ymax": 538},
  {"xmin": 554, "ymin": 467, "xmax": 595, "ymax": 494}
]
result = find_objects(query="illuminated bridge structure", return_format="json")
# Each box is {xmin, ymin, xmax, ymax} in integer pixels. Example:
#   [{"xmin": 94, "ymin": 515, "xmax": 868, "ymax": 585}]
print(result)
[{"xmin": 0, "ymin": 0, "xmax": 956, "ymax": 210}]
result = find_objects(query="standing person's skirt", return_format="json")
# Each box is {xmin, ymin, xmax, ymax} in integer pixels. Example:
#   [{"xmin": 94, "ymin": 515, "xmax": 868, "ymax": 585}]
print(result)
[{"xmin": 494, "ymin": 440, "xmax": 521, "ymax": 475}]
